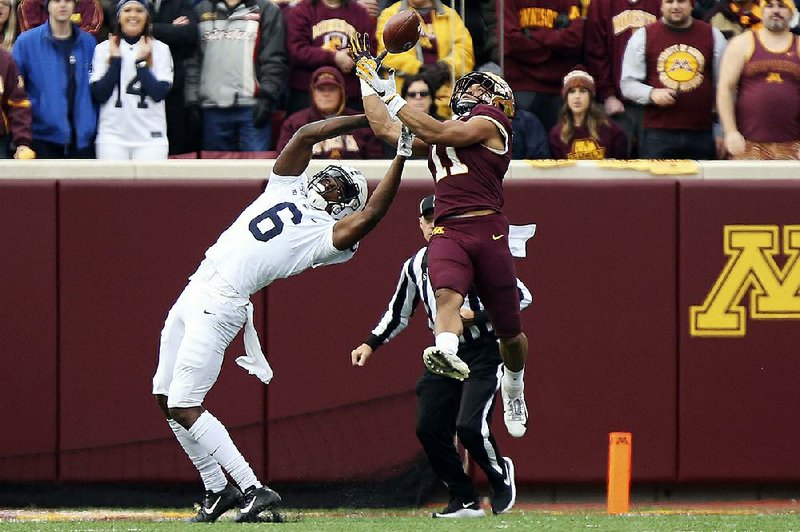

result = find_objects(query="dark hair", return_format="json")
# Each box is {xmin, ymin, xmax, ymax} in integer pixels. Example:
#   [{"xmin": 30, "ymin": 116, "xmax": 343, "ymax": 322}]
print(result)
[
  {"xmin": 401, "ymin": 74, "xmax": 439, "ymax": 119},
  {"xmin": 558, "ymin": 100, "xmax": 609, "ymax": 146}
]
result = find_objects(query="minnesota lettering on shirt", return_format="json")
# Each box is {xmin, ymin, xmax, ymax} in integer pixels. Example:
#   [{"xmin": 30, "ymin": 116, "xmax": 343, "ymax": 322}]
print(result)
[
  {"xmin": 612, "ymin": 9, "xmax": 657, "ymax": 35},
  {"xmin": 518, "ymin": 6, "xmax": 581, "ymax": 28}
]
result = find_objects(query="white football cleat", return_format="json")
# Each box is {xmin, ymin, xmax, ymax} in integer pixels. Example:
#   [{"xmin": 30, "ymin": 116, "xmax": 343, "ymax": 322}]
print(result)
[
  {"xmin": 501, "ymin": 383, "xmax": 528, "ymax": 437},
  {"xmin": 422, "ymin": 347, "xmax": 470, "ymax": 380}
]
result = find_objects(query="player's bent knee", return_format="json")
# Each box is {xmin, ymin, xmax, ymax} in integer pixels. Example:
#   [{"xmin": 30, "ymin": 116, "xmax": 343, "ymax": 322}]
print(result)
[{"xmin": 168, "ymin": 406, "xmax": 202, "ymax": 429}]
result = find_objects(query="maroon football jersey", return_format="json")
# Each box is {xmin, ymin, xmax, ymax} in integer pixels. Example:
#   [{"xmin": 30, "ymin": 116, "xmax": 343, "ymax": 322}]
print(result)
[{"xmin": 427, "ymin": 104, "xmax": 513, "ymax": 222}]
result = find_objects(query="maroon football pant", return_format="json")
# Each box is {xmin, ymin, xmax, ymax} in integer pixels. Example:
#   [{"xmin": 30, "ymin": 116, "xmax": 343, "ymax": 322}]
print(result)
[{"xmin": 428, "ymin": 213, "xmax": 521, "ymax": 338}]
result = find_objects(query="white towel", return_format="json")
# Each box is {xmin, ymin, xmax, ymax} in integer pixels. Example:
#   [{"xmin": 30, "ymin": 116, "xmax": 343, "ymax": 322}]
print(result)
[
  {"xmin": 508, "ymin": 224, "xmax": 536, "ymax": 258},
  {"xmin": 235, "ymin": 302, "xmax": 274, "ymax": 384}
]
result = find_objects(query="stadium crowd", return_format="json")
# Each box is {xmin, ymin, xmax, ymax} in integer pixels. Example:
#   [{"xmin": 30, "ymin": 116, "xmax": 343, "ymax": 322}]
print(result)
[{"xmin": 1, "ymin": 0, "xmax": 799, "ymax": 160}]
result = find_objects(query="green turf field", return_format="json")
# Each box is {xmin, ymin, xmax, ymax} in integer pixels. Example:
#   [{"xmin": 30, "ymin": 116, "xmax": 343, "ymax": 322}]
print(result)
[{"xmin": 1, "ymin": 507, "xmax": 799, "ymax": 531}]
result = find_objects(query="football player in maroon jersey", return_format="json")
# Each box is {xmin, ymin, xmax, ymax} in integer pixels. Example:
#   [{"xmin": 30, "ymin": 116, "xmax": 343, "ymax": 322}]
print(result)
[{"xmin": 351, "ymin": 35, "xmax": 529, "ymax": 438}]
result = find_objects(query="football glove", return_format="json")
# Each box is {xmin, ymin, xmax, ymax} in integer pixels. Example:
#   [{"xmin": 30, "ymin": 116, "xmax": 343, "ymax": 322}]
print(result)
[{"xmin": 397, "ymin": 125, "xmax": 414, "ymax": 158}]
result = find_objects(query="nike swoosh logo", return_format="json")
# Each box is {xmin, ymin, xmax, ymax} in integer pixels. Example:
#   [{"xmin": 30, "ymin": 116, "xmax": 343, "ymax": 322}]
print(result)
[
  {"xmin": 462, "ymin": 502, "xmax": 473, "ymax": 509},
  {"xmin": 492, "ymin": 234, "xmax": 504, "ymax": 240},
  {"xmin": 240, "ymin": 497, "xmax": 257, "ymax": 514},
  {"xmin": 204, "ymin": 496, "xmax": 221, "ymax": 514},
  {"xmin": 203, "ymin": 310, "xmax": 214, "ymax": 315}
]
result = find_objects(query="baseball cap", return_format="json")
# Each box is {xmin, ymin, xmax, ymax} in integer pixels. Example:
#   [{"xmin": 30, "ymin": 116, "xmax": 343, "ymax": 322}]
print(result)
[
  {"xmin": 312, "ymin": 70, "xmax": 343, "ymax": 89},
  {"xmin": 419, "ymin": 194, "xmax": 435, "ymax": 217}
]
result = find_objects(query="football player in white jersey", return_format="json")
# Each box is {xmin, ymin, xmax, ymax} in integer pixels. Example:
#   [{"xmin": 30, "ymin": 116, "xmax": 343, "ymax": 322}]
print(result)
[
  {"xmin": 152, "ymin": 114, "xmax": 413, "ymax": 523},
  {"xmin": 91, "ymin": 0, "xmax": 174, "ymax": 160}
]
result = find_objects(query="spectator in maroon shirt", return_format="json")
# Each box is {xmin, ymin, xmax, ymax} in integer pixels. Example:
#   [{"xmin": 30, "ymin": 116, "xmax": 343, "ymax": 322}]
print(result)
[
  {"xmin": 276, "ymin": 65, "xmax": 383, "ymax": 158},
  {"xmin": 0, "ymin": 48, "xmax": 35, "ymax": 158},
  {"xmin": 549, "ymin": 67, "xmax": 627, "ymax": 159},
  {"xmin": 284, "ymin": 0, "xmax": 375, "ymax": 114},
  {"xmin": 17, "ymin": 0, "xmax": 103, "ymax": 37},
  {"xmin": 502, "ymin": 0, "xmax": 584, "ymax": 131}
]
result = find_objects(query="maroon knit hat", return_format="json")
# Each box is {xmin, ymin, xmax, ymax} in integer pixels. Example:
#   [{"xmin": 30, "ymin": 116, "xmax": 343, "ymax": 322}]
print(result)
[{"xmin": 561, "ymin": 67, "xmax": 596, "ymax": 99}]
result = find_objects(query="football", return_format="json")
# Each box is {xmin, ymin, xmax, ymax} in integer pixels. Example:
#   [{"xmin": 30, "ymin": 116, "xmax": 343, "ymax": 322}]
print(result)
[{"xmin": 382, "ymin": 10, "xmax": 421, "ymax": 54}]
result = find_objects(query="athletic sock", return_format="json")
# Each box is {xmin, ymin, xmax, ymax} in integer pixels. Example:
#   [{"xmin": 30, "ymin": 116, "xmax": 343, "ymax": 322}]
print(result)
[
  {"xmin": 435, "ymin": 331, "xmax": 460, "ymax": 355},
  {"xmin": 188, "ymin": 411, "xmax": 261, "ymax": 492},
  {"xmin": 168, "ymin": 419, "xmax": 228, "ymax": 493},
  {"xmin": 503, "ymin": 367, "xmax": 525, "ymax": 396}
]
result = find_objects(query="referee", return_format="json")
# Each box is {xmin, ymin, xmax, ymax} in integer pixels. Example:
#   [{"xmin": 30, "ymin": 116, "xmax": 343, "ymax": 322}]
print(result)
[{"xmin": 351, "ymin": 195, "xmax": 532, "ymax": 519}]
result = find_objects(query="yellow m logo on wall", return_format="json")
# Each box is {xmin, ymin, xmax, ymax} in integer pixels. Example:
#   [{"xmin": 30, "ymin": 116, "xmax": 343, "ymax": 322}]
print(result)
[{"xmin": 690, "ymin": 225, "xmax": 800, "ymax": 337}]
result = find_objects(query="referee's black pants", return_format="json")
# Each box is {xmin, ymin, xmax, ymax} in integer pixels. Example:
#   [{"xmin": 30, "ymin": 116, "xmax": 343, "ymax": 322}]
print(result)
[{"xmin": 415, "ymin": 337, "xmax": 509, "ymax": 501}]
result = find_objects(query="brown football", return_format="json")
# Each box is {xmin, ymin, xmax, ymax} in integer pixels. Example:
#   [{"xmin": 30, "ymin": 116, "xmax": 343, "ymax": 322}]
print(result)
[{"xmin": 382, "ymin": 10, "xmax": 421, "ymax": 54}]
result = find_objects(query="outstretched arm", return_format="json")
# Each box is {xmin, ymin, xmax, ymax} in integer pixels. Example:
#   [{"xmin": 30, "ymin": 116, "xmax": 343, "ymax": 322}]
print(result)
[
  {"xmin": 395, "ymin": 104, "xmax": 499, "ymax": 148},
  {"xmin": 331, "ymin": 154, "xmax": 405, "ymax": 250},
  {"xmin": 273, "ymin": 114, "xmax": 370, "ymax": 176},
  {"xmin": 362, "ymin": 93, "xmax": 427, "ymax": 155}
]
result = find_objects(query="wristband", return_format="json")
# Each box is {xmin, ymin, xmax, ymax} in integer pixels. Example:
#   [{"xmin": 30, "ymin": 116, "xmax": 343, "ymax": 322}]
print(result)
[{"xmin": 384, "ymin": 94, "xmax": 407, "ymax": 120}]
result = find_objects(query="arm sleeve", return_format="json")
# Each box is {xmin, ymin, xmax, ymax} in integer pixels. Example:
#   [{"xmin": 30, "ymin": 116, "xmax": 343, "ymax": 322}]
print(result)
[
  {"xmin": 183, "ymin": 8, "xmax": 202, "ymax": 105},
  {"xmin": 4, "ymin": 59, "xmax": 33, "ymax": 148},
  {"xmin": 285, "ymin": 4, "xmax": 336, "ymax": 67},
  {"xmin": 502, "ymin": 0, "xmax": 552, "ymax": 64},
  {"xmin": 712, "ymin": 27, "xmax": 727, "ymax": 91},
  {"xmin": 583, "ymin": 0, "xmax": 615, "ymax": 101},
  {"xmin": 620, "ymin": 28, "xmax": 653, "ymax": 105},
  {"xmin": 257, "ymin": 3, "xmax": 289, "ymax": 107},
  {"xmin": 525, "ymin": 4, "xmax": 585, "ymax": 52},
  {"xmin": 608, "ymin": 123, "xmax": 629, "ymax": 158},
  {"xmin": 366, "ymin": 255, "xmax": 421, "ymax": 350},
  {"xmin": 549, "ymin": 125, "xmax": 566, "ymax": 159},
  {"xmin": 151, "ymin": 0, "xmax": 197, "ymax": 54},
  {"xmin": 136, "ymin": 64, "xmax": 172, "ymax": 102},
  {"xmin": 90, "ymin": 56, "xmax": 121, "ymax": 103},
  {"xmin": 437, "ymin": 12, "xmax": 475, "ymax": 77},
  {"xmin": 78, "ymin": 0, "xmax": 104, "ymax": 36},
  {"xmin": 17, "ymin": 0, "xmax": 46, "ymax": 32}
]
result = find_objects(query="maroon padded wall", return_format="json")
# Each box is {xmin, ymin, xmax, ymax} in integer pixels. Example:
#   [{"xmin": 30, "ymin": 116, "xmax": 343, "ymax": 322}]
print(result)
[
  {"xmin": 265, "ymin": 179, "xmax": 679, "ymax": 483},
  {"xmin": 679, "ymin": 181, "xmax": 800, "ymax": 481},
  {"xmin": 0, "ymin": 181, "xmax": 58, "ymax": 481},
  {"xmin": 57, "ymin": 180, "xmax": 268, "ymax": 482},
  {"xmin": 495, "ymin": 179, "xmax": 678, "ymax": 483},
  {"xmin": 7, "ymin": 175, "xmax": 800, "ymax": 486}
]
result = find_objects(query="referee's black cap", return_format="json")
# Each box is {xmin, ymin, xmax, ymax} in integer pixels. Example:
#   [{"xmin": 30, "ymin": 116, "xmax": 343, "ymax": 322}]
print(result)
[{"xmin": 419, "ymin": 195, "xmax": 435, "ymax": 217}]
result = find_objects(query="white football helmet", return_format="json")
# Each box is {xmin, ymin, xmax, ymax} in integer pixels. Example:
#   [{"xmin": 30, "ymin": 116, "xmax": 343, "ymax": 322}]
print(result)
[{"xmin": 307, "ymin": 164, "xmax": 368, "ymax": 220}]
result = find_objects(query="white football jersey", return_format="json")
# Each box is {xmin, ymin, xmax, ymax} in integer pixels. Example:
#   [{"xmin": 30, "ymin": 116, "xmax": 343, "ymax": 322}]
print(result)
[
  {"xmin": 204, "ymin": 171, "xmax": 358, "ymax": 296},
  {"xmin": 91, "ymin": 37, "xmax": 174, "ymax": 146}
]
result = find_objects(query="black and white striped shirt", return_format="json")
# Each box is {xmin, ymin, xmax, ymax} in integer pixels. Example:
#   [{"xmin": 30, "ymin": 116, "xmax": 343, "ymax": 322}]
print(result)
[{"xmin": 364, "ymin": 247, "xmax": 532, "ymax": 351}]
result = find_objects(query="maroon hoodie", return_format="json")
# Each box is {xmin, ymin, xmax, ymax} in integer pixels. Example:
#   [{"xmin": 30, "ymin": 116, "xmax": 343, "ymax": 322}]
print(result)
[
  {"xmin": 0, "ymin": 49, "xmax": 32, "ymax": 150},
  {"xmin": 502, "ymin": 0, "xmax": 585, "ymax": 94},
  {"xmin": 285, "ymin": 0, "xmax": 375, "ymax": 101}
]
